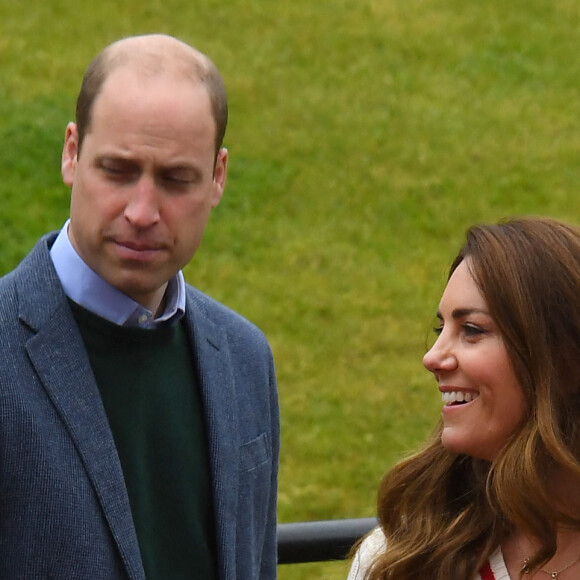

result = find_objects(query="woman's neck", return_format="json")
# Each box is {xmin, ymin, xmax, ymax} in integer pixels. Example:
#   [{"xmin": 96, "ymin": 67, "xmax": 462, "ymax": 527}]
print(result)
[{"xmin": 501, "ymin": 467, "xmax": 580, "ymax": 578}]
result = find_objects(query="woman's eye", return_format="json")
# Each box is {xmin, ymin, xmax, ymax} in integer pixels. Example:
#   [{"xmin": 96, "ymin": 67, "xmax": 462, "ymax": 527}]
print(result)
[
  {"xmin": 432, "ymin": 326, "xmax": 443, "ymax": 337},
  {"xmin": 463, "ymin": 324, "xmax": 485, "ymax": 337}
]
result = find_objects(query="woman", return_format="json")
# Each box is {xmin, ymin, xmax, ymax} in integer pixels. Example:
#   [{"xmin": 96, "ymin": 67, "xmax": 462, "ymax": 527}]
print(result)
[{"xmin": 348, "ymin": 217, "xmax": 580, "ymax": 580}]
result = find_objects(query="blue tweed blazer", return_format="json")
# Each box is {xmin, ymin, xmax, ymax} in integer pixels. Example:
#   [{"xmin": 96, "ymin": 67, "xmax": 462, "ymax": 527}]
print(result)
[{"xmin": 0, "ymin": 233, "xmax": 279, "ymax": 579}]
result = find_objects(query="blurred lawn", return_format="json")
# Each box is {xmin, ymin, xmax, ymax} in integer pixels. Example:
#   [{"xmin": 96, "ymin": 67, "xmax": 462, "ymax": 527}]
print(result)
[{"xmin": 2, "ymin": 1, "xmax": 580, "ymax": 578}]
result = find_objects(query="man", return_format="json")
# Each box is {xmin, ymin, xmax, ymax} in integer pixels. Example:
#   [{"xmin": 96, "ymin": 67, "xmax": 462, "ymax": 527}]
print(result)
[{"xmin": 0, "ymin": 34, "xmax": 279, "ymax": 579}]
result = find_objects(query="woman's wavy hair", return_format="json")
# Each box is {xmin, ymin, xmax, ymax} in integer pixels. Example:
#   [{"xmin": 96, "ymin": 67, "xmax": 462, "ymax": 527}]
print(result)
[{"xmin": 367, "ymin": 217, "xmax": 580, "ymax": 580}]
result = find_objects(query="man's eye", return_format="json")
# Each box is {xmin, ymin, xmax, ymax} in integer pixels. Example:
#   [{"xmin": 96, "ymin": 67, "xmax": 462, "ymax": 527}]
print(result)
[
  {"xmin": 101, "ymin": 164, "xmax": 129, "ymax": 177},
  {"xmin": 103, "ymin": 166, "xmax": 123, "ymax": 174},
  {"xmin": 166, "ymin": 175, "xmax": 193, "ymax": 184},
  {"xmin": 98, "ymin": 160, "xmax": 138, "ymax": 179},
  {"xmin": 163, "ymin": 171, "xmax": 199, "ymax": 185}
]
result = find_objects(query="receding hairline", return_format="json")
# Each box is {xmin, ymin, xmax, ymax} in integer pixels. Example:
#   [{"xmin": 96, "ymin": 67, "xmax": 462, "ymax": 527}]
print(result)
[
  {"xmin": 75, "ymin": 34, "xmax": 228, "ymax": 157},
  {"xmin": 103, "ymin": 34, "xmax": 213, "ymax": 81}
]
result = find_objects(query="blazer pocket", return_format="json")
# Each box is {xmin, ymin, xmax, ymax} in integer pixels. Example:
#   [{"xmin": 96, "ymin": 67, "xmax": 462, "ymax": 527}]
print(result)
[{"xmin": 239, "ymin": 432, "xmax": 270, "ymax": 472}]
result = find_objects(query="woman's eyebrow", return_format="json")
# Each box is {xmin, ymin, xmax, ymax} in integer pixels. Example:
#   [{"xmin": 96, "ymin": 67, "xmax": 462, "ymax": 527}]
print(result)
[
  {"xmin": 451, "ymin": 307, "xmax": 489, "ymax": 319},
  {"xmin": 436, "ymin": 308, "xmax": 489, "ymax": 320}
]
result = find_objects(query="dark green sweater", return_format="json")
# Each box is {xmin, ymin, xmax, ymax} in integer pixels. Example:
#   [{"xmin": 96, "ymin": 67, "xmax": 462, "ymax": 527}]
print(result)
[{"xmin": 70, "ymin": 302, "xmax": 217, "ymax": 579}]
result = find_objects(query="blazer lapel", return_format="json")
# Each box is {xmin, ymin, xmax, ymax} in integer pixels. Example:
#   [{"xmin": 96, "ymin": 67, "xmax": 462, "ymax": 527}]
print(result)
[
  {"xmin": 185, "ymin": 300, "xmax": 239, "ymax": 580},
  {"xmin": 16, "ymin": 236, "xmax": 145, "ymax": 580}
]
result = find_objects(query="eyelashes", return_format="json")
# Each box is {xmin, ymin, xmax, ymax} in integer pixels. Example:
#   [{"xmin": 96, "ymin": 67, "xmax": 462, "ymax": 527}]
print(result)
[
  {"xmin": 431, "ymin": 323, "xmax": 486, "ymax": 339},
  {"xmin": 463, "ymin": 323, "xmax": 485, "ymax": 337}
]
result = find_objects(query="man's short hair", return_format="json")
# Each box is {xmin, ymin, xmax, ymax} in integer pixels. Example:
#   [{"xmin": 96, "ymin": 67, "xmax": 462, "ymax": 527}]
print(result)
[{"xmin": 74, "ymin": 35, "xmax": 228, "ymax": 159}]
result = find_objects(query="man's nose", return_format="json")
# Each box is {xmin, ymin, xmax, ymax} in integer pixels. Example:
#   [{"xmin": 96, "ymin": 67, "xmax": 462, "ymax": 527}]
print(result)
[{"xmin": 124, "ymin": 177, "xmax": 160, "ymax": 227}]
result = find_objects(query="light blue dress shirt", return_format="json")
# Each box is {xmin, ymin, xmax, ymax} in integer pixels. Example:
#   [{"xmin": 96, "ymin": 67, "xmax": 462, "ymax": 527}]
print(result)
[{"xmin": 50, "ymin": 221, "xmax": 185, "ymax": 328}]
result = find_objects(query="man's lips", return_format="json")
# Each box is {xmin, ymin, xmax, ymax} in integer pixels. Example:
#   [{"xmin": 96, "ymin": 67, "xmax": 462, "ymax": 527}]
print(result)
[
  {"xmin": 112, "ymin": 240, "xmax": 166, "ymax": 260},
  {"xmin": 116, "ymin": 240, "xmax": 163, "ymax": 252}
]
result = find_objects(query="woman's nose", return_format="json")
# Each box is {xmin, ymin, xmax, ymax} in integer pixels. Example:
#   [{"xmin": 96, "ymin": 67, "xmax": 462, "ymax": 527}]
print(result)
[{"xmin": 423, "ymin": 337, "xmax": 457, "ymax": 373}]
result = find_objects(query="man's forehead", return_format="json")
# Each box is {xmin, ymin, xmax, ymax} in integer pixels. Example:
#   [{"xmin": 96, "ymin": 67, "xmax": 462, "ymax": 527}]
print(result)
[
  {"xmin": 105, "ymin": 34, "xmax": 207, "ymax": 80},
  {"xmin": 94, "ymin": 65, "xmax": 212, "ymax": 119},
  {"xmin": 87, "ymin": 70, "xmax": 216, "ymax": 147}
]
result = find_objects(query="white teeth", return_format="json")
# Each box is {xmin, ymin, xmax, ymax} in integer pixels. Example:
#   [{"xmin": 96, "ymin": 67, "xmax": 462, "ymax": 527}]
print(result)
[{"xmin": 441, "ymin": 391, "xmax": 479, "ymax": 405}]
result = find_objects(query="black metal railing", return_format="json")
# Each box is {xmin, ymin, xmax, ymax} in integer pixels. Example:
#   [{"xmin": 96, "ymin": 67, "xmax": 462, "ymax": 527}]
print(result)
[{"xmin": 277, "ymin": 517, "xmax": 377, "ymax": 565}]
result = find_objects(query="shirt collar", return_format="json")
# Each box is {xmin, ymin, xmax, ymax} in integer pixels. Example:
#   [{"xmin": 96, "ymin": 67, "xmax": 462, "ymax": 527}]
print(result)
[{"xmin": 49, "ymin": 220, "xmax": 186, "ymax": 328}]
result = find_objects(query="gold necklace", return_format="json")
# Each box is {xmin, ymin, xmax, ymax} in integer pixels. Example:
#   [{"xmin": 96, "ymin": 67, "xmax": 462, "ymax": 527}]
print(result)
[{"xmin": 521, "ymin": 554, "xmax": 580, "ymax": 579}]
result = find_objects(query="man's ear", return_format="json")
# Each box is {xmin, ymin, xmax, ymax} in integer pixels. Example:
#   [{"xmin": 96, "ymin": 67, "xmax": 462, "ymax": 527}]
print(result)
[
  {"xmin": 211, "ymin": 147, "xmax": 228, "ymax": 208},
  {"xmin": 61, "ymin": 122, "xmax": 79, "ymax": 187}
]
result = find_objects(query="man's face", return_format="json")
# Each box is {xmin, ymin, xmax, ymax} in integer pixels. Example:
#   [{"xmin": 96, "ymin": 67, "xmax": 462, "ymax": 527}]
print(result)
[{"xmin": 61, "ymin": 67, "xmax": 227, "ymax": 313}]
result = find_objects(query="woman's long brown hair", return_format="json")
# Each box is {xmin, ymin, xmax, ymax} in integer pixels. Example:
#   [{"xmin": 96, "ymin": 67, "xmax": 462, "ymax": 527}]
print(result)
[{"xmin": 367, "ymin": 218, "xmax": 580, "ymax": 579}]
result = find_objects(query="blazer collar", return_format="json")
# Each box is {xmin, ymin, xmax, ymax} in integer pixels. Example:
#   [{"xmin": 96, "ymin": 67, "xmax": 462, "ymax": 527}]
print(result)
[
  {"xmin": 184, "ymin": 291, "xmax": 240, "ymax": 580},
  {"xmin": 16, "ymin": 234, "xmax": 146, "ymax": 580}
]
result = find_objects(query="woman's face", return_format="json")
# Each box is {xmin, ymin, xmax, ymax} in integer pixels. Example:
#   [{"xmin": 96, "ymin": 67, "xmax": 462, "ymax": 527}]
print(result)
[{"xmin": 423, "ymin": 259, "xmax": 527, "ymax": 461}]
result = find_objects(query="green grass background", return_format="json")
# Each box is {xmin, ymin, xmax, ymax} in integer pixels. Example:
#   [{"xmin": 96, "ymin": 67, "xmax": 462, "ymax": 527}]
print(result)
[{"xmin": 2, "ymin": 1, "xmax": 580, "ymax": 578}]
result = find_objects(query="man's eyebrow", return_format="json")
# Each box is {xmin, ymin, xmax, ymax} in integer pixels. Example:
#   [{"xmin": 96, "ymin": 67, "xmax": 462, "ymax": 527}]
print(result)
[
  {"xmin": 165, "ymin": 163, "xmax": 199, "ymax": 172},
  {"xmin": 96, "ymin": 154, "xmax": 136, "ymax": 163}
]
